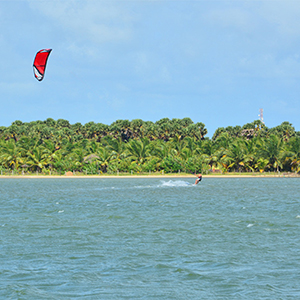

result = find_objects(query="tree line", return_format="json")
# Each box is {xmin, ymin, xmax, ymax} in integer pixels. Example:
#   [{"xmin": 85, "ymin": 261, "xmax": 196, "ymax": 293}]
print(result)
[{"xmin": 0, "ymin": 118, "xmax": 299, "ymax": 174}]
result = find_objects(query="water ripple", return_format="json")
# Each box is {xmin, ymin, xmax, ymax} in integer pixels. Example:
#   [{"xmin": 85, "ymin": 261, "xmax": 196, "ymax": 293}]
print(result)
[{"xmin": 1, "ymin": 178, "xmax": 300, "ymax": 299}]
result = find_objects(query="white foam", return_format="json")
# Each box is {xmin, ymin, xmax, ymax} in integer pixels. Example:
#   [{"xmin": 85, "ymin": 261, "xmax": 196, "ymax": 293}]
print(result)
[
  {"xmin": 95, "ymin": 187, "xmax": 121, "ymax": 191},
  {"xmin": 94, "ymin": 180, "xmax": 194, "ymax": 191},
  {"xmin": 159, "ymin": 180, "xmax": 191, "ymax": 187},
  {"xmin": 58, "ymin": 210, "xmax": 64, "ymax": 213},
  {"xmin": 247, "ymin": 223, "xmax": 254, "ymax": 228},
  {"xmin": 132, "ymin": 185, "xmax": 153, "ymax": 189}
]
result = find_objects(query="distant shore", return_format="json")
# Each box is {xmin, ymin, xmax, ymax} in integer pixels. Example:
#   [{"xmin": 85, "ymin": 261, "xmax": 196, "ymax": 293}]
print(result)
[{"xmin": 0, "ymin": 173, "xmax": 299, "ymax": 179}]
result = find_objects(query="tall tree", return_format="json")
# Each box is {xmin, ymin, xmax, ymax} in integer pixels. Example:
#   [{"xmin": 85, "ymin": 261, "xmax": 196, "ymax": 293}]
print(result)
[
  {"xmin": 259, "ymin": 135, "xmax": 285, "ymax": 172},
  {"xmin": 0, "ymin": 140, "xmax": 23, "ymax": 170}
]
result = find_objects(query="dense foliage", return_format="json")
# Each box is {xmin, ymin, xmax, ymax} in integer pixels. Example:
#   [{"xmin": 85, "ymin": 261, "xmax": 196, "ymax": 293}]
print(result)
[{"xmin": 0, "ymin": 118, "xmax": 299, "ymax": 174}]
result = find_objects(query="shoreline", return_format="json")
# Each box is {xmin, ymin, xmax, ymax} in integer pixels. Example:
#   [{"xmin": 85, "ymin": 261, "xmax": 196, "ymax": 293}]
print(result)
[{"xmin": 0, "ymin": 174, "xmax": 299, "ymax": 179}]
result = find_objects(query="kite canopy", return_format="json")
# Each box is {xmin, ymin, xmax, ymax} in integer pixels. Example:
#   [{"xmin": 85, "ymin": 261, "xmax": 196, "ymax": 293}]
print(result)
[{"xmin": 33, "ymin": 49, "xmax": 52, "ymax": 81}]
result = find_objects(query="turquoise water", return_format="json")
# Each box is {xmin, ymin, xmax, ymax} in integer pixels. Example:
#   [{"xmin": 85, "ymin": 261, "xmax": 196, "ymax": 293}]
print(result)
[{"xmin": 1, "ymin": 178, "xmax": 300, "ymax": 299}]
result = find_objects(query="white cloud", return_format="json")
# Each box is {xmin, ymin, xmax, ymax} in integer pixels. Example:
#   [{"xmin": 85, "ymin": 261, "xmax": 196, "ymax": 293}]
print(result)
[
  {"xmin": 192, "ymin": 1, "xmax": 300, "ymax": 82},
  {"xmin": 27, "ymin": 0, "xmax": 133, "ymax": 44},
  {"xmin": 260, "ymin": 1, "xmax": 300, "ymax": 37},
  {"xmin": 205, "ymin": 6, "xmax": 256, "ymax": 33},
  {"xmin": 203, "ymin": 1, "xmax": 300, "ymax": 42}
]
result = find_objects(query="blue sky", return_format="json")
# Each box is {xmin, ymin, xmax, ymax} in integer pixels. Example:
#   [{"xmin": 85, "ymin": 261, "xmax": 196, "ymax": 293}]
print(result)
[{"xmin": 1, "ymin": 0, "xmax": 300, "ymax": 137}]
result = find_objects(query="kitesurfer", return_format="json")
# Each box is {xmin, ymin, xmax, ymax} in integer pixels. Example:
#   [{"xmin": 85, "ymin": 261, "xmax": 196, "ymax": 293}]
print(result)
[{"xmin": 195, "ymin": 174, "xmax": 202, "ymax": 185}]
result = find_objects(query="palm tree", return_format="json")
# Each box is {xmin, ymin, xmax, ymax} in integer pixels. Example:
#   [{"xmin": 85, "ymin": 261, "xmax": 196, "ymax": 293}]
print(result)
[
  {"xmin": 86, "ymin": 140, "xmax": 100, "ymax": 155},
  {"xmin": 143, "ymin": 122, "xmax": 159, "ymax": 140},
  {"xmin": 269, "ymin": 122, "xmax": 295, "ymax": 141},
  {"xmin": 131, "ymin": 119, "xmax": 144, "ymax": 138},
  {"xmin": 41, "ymin": 140, "xmax": 58, "ymax": 170},
  {"xmin": 169, "ymin": 135, "xmax": 187, "ymax": 158},
  {"xmin": 52, "ymin": 150, "xmax": 66, "ymax": 172},
  {"xmin": 110, "ymin": 119, "xmax": 131, "ymax": 141},
  {"xmin": 26, "ymin": 146, "xmax": 50, "ymax": 172},
  {"xmin": 286, "ymin": 137, "xmax": 300, "ymax": 172},
  {"xmin": 255, "ymin": 158, "xmax": 270, "ymax": 173},
  {"xmin": 214, "ymin": 132, "xmax": 232, "ymax": 151},
  {"xmin": 72, "ymin": 147, "xmax": 88, "ymax": 170},
  {"xmin": 126, "ymin": 138, "xmax": 151, "ymax": 165},
  {"xmin": 225, "ymin": 140, "xmax": 251, "ymax": 172},
  {"xmin": 94, "ymin": 147, "xmax": 114, "ymax": 172},
  {"xmin": 195, "ymin": 122, "xmax": 208, "ymax": 139},
  {"xmin": 186, "ymin": 124, "xmax": 201, "ymax": 140},
  {"xmin": 183, "ymin": 136, "xmax": 202, "ymax": 156},
  {"xmin": 243, "ymin": 138, "xmax": 259, "ymax": 171},
  {"xmin": 201, "ymin": 139, "xmax": 219, "ymax": 170},
  {"xmin": 57, "ymin": 119, "xmax": 71, "ymax": 129},
  {"xmin": 104, "ymin": 137, "xmax": 126, "ymax": 161},
  {"xmin": 259, "ymin": 134, "xmax": 285, "ymax": 172},
  {"xmin": 18, "ymin": 136, "xmax": 40, "ymax": 155},
  {"xmin": 150, "ymin": 139, "xmax": 172, "ymax": 161},
  {"xmin": 0, "ymin": 140, "xmax": 23, "ymax": 170},
  {"xmin": 169, "ymin": 119, "xmax": 185, "ymax": 138}
]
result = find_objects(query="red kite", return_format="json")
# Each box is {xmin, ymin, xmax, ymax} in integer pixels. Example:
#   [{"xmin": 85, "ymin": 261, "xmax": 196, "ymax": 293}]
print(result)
[{"xmin": 33, "ymin": 49, "xmax": 52, "ymax": 81}]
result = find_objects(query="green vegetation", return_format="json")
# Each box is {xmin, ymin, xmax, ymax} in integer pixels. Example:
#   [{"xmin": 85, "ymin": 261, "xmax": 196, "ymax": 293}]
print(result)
[{"xmin": 0, "ymin": 118, "xmax": 299, "ymax": 175}]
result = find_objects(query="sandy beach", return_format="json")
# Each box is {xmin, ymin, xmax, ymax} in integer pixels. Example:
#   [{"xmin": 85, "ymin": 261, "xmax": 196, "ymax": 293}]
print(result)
[{"xmin": 0, "ymin": 174, "xmax": 299, "ymax": 179}]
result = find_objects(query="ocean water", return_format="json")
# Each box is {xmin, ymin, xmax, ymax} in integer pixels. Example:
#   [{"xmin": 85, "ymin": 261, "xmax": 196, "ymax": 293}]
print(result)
[{"xmin": 0, "ymin": 178, "xmax": 299, "ymax": 299}]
